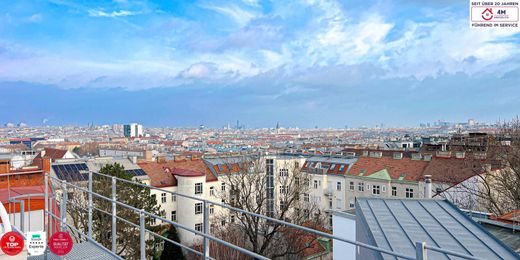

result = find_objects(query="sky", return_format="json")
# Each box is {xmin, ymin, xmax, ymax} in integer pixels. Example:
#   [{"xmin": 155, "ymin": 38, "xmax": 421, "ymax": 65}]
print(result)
[{"xmin": 0, "ymin": 0, "xmax": 519, "ymax": 128}]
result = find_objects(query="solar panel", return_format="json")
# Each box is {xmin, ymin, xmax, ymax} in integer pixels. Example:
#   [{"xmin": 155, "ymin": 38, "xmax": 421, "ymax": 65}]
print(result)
[
  {"xmin": 124, "ymin": 169, "xmax": 147, "ymax": 176},
  {"xmin": 52, "ymin": 163, "xmax": 89, "ymax": 182},
  {"xmin": 134, "ymin": 169, "xmax": 147, "ymax": 176}
]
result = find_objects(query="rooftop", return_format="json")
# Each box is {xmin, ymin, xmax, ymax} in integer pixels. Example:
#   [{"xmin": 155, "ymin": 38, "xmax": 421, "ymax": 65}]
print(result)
[{"xmin": 356, "ymin": 198, "xmax": 519, "ymax": 260}]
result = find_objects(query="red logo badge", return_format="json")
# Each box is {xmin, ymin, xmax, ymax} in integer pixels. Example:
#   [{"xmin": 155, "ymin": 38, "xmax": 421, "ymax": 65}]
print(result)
[
  {"xmin": 48, "ymin": 232, "xmax": 73, "ymax": 256},
  {"xmin": 482, "ymin": 8, "xmax": 494, "ymax": 20},
  {"xmin": 1, "ymin": 231, "xmax": 24, "ymax": 256}
]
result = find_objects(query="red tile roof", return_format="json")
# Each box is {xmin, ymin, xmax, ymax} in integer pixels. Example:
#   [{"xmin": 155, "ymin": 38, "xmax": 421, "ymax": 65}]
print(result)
[
  {"xmin": 423, "ymin": 157, "xmax": 482, "ymax": 183},
  {"xmin": 138, "ymin": 159, "xmax": 217, "ymax": 187},
  {"xmin": 348, "ymin": 157, "xmax": 430, "ymax": 182},
  {"xmin": 171, "ymin": 168, "xmax": 205, "ymax": 177},
  {"xmin": 35, "ymin": 148, "xmax": 68, "ymax": 162}
]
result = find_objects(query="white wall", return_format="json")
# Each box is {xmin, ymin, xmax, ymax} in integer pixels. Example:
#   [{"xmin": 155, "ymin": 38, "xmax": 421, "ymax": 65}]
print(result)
[{"xmin": 332, "ymin": 212, "xmax": 356, "ymax": 260}]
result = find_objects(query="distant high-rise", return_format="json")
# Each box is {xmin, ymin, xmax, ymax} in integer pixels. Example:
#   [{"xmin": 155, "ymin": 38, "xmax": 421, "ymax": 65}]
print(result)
[{"xmin": 124, "ymin": 123, "xmax": 143, "ymax": 137}]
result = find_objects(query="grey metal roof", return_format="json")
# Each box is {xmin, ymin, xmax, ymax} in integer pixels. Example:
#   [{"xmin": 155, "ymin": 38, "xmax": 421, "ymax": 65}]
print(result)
[
  {"xmin": 356, "ymin": 198, "xmax": 520, "ymax": 260},
  {"xmin": 306, "ymin": 155, "xmax": 358, "ymax": 165}
]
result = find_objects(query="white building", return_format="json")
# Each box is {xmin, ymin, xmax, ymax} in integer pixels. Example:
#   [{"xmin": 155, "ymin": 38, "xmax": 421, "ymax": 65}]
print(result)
[{"xmin": 124, "ymin": 123, "xmax": 143, "ymax": 138}]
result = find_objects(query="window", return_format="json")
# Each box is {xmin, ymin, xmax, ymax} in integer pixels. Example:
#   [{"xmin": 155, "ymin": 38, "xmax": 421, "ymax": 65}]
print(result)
[
  {"xmin": 209, "ymin": 205, "xmax": 214, "ymax": 215},
  {"xmin": 195, "ymin": 203, "xmax": 203, "ymax": 214},
  {"xmin": 303, "ymin": 193, "xmax": 310, "ymax": 202},
  {"xmin": 349, "ymin": 181, "xmax": 354, "ymax": 190},
  {"xmin": 171, "ymin": 211, "xmax": 177, "ymax": 221},
  {"xmin": 336, "ymin": 199, "xmax": 342, "ymax": 209},
  {"xmin": 406, "ymin": 188, "xmax": 414, "ymax": 198},
  {"xmin": 330, "ymin": 164, "xmax": 336, "ymax": 170},
  {"xmin": 304, "ymin": 178, "xmax": 310, "ymax": 187},
  {"xmin": 358, "ymin": 182, "xmax": 364, "ymax": 192},
  {"xmin": 195, "ymin": 223, "xmax": 203, "ymax": 232},
  {"xmin": 295, "ymin": 177, "xmax": 300, "ymax": 186},
  {"xmin": 349, "ymin": 200, "xmax": 355, "ymax": 208},
  {"xmin": 151, "ymin": 194, "xmax": 157, "ymax": 202},
  {"xmin": 279, "ymin": 168, "xmax": 289, "ymax": 177},
  {"xmin": 230, "ymin": 215, "xmax": 235, "ymax": 223},
  {"xmin": 392, "ymin": 186, "xmax": 397, "ymax": 196},
  {"xmin": 372, "ymin": 185, "xmax": 380, "ymax": 195},
  {"xmin": 382, "ymin": 185, "xmax": 386, "ymax": 192},
  {"xmin": 280, "ymin": 200, "xmax": 288, "ymax": 211},
  {"xmin": 221, "ymin": 182, "xmax": 226, "ymax": 191},
  {"xmin": 195, "ymin": 183, "xmax": 203, "ymax": 195},
  {"xmin": 161, "ymin": 193, "xmax": 166, "ymax": 203},
  {"xmin": 172, "ymin": 194, "xmax": 176, "ymax": 202},
  {"xmin": 337, "ymin": 182, "xmax": 342, "ymax": 191},
  {"xmin": 314, "ymin": 180, "xmax": 319, "ymax": 189},
  {"xmin": 328, "ymin": 197, "xmax": 333, "ymax": 209},
  {"xmin": 279, "ymin": 185, "xmax": 288, "ymax": 195},
  {"xmin": 295, "ymin": 162, "xmax": 300, "ymax": 169},
  {"xmin": 338, "ymin": 164, "xmax": 345, "ymax": 172},
  {"xmin": 210, "ymin": 186, "xmax": 215, "ymax": 196},
  {"xmin": 221, "ymin": 220, "xmax": 226, "ymax": 226},
  {"xmin": 329, "ymin": 214, "xmax": 333, "ymax": 227}
]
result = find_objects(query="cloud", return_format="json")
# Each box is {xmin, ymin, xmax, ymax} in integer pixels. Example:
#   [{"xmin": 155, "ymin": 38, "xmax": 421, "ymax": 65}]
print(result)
[
  {"xmin": 201, "ymin": 4, "xmax": 259, "ymax": 26},
  {"xmin": 242, "ymin": 0, "xmax": 260, "ymax": 7},
  {"xmin": 28, "ymin": 14, "xmax": 42, "ymax": 23},
  {"xmin": 178, "ymin": 62, "xmax": 218, "ymax": 79},
  {"xmin": 88, "ymin": 9, "xmax": 139, "ymax": 18}
]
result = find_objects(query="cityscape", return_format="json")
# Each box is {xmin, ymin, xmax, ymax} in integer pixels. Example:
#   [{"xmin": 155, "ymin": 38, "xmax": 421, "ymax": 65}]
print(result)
[{"xmin": 1, "ymin": 0, "xmax": 520, "ymax": 260}]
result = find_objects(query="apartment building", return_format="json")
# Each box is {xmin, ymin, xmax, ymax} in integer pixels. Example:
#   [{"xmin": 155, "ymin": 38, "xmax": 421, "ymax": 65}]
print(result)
[
  {"xmin": 301, "ymin": 152, "xmax": 449, "ymax": 228},
  {"xmin": 138, "ymin": 158, "xmax": 220, "ymax": 246}
]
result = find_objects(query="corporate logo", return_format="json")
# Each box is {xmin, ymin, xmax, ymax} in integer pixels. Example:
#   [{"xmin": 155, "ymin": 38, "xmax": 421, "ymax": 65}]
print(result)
[
  {"xmin": 470, "ymin": 0, "xmax": 519, "ymax": 29},
  {"xmin": 0, "ymin": 231, "xmax": 24, "ymax": 256},
  {"xmin": 48, "ymin": 231, "xmax": 73, "ymax": 256},
  {"xmin": 27, "ymin": 231, "xmax": 47, "ymax": 256},
  {"xmin": 482, "ymin": 8, "xmax": 493, "ymax": 20}
]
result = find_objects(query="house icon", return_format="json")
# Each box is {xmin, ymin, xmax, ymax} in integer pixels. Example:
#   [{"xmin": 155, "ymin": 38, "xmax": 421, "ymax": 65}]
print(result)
[{"xmin": 482, "ymin": 8, "xmax": 493, "ymax": 20}]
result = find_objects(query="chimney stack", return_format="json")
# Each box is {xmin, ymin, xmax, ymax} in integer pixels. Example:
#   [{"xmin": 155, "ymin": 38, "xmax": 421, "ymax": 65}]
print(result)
[
  {"xmin": 424, "ymin": 175, "xmax": 432, "ymax": 198},
  {"xmin": 42, "ymin": 157, "xmax": 52, "ymax": 173}
]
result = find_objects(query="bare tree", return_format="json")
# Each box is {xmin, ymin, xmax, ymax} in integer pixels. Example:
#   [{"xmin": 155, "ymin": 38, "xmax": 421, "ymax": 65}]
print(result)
[
  {"xmin": 437, "ymin": 117, "xmax": 520, "ymax": 216},
  {"xmin": 212, "ymin": 156, "xmax": 326, "ymax": 259}
]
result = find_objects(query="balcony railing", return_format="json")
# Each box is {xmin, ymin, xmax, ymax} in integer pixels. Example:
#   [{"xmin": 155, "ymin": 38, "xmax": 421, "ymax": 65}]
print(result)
[{"xmin": 3, "ymin": 171, "xmax": 489, "ymax": 260}]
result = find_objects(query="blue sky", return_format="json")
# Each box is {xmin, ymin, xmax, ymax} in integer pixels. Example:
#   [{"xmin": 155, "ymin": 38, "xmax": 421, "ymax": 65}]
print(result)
[{"xmin": 0, "ymin": 0, "xmax": 519, "ymax": 128}]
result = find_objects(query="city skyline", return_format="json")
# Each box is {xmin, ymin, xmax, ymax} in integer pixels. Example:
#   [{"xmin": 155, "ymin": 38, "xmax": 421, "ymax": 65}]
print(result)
[{"xmin": 1, "ymin": 0, "xmax": 519, "ymax": 127}]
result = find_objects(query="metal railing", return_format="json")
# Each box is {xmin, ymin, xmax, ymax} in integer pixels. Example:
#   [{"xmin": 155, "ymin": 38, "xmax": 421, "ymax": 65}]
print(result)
[{"xmin": 6, "ymin": 171, "xmax": 487, "ymax": 260}]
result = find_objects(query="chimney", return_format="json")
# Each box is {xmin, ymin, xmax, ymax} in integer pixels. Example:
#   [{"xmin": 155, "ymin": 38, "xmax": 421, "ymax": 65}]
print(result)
[
  {"xmin": 424, "ymin": 175, "xmax": 432, "ymax": 198},
  {"xmin": 0, "ymin": 160, "xmax": 10, "ymax": 174},
  {"xmin": 42, "ymin": 157, "xmax": 51, "ymax": 173}
]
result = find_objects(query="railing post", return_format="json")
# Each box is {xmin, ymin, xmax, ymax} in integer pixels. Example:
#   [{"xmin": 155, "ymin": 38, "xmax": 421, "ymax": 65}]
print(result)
[
  {"xmin": 203, "ymin": 200, "xmax": 210, "ymax": 259},
  {"xmin": 60, "ymin": 180, "xmax": 67, "ymax": 232},
  {"xmin": 20, "ymin": 200, "xmax": 25, "ymax": 233},
  {"xmin": 416, "ymin": 242, "xmax": 427, "ymax": 260},
  {"xmin": 44, "ymin": 173, "xmax": 48, "ymax": 235},
  {"xmin": 88, "ymin": 171, "xmax": 93, "ymax": 239},
  {"xmin": 111, "ymin": 177, "xmax": 117, "ymax": 253},
  {"xmin": 140, "ymin": 209, "xmax": 146, "ymax": 260}
]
